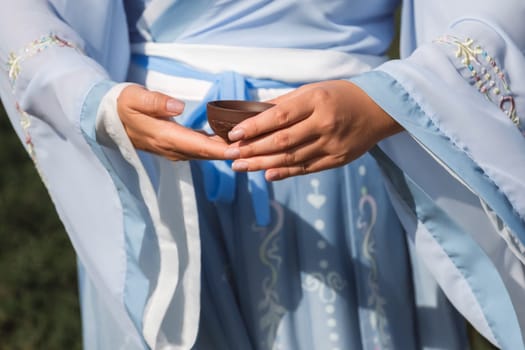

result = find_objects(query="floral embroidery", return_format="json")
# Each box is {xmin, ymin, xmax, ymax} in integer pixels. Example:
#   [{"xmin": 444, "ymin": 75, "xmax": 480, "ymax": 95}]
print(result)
[
  {"xmin": 7, "ymin": 33, "xmax": 80, "ymax": 86},
  {"xmin": 437, "ymin": 36, "xmax": 520, "ymax": 130},
  {"xmin": 4, "ymin": 33, "xmax": 80, "ymax": 168},
  {"xmin": 357, "ymin": 167, "xmax": 392, "ymax": 349},
  {"xmin": 15, "ymin": 102, "xmax": 36, "ymax": 161}
]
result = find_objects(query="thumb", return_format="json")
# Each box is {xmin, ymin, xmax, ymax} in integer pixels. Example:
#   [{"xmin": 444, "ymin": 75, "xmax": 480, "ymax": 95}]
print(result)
[{"xmin": 121, "ymin": 85, "xmax": 185, "ymax": 117}]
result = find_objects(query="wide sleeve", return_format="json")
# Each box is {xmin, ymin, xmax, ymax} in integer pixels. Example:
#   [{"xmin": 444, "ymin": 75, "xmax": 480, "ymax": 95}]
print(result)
[
  {"xmin": 0, "ymin": 2, "xmax": 202, "ymax": 349},
  {"xmin": 0, "ymin": 0, "xmax": 146, "ymax": 348},
  {"xmin": 351, "ymin": 2, "xmax": 525, "ymax": 349}
]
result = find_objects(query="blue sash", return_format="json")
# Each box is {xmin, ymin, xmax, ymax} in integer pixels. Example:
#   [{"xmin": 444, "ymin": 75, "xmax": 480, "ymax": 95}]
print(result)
[{"xmin": 132, "ymin": 54, "xmax": 299, "ymax": 226}]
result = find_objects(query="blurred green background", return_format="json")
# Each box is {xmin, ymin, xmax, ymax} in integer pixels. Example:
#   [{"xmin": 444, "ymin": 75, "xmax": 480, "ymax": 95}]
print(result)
[{"xmin": 0, "ymin": 105, "xmax": 81, "ymax": 349}]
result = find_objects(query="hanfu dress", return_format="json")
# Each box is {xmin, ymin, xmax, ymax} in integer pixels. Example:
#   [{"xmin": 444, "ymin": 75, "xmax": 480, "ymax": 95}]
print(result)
[{"xmin": 1, "ymin": 1, "xmax": 523, "ymax": 349}]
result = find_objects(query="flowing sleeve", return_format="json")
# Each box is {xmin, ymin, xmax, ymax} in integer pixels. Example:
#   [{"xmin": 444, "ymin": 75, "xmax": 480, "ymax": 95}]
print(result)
[
  {"xmin": 351, "ymin": 2, "xmax": 525, "ymax": 348},
  {"xmin": 0, "ymin": 1, "xmax": 175, "ymax": 349},
  {"xmin": 0, "ymin": 2, "xmax": 201, "ymax": 349}
]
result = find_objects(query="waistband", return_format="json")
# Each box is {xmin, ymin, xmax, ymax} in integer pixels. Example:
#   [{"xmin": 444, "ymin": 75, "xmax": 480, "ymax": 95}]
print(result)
[{"xmin": 131, "ymin": 42, "xmax": 386, "ymax": 83}]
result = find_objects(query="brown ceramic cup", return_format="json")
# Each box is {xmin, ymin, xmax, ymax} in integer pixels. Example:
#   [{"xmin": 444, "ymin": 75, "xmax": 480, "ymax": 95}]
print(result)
[{"xmin": 207, "ymin": 100, "xmax": 274, "ymax": 142}]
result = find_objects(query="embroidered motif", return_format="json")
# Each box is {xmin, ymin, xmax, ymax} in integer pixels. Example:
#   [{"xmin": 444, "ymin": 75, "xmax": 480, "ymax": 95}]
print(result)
[
  {"xmin": 7, "ymin": 33, "xmax": 80, "ymax": 86},
  {"xmin": 5, "ymin": 33, "xmax": 80, "ymax": 170},
  {"xmin": 257, "ymin": 201, "xmax": 287, "ymax": 350},
  {"xmin": 302, "ymin": 177, "xmax": 346, "ymax": 348},
  {"xmin": 15, "ymin": 102, "xmax": 36, "ymax": 161},
  {"xmin": 302, "ymin": 272, "xmax": 345, "ymax": 349},
  {"xmin": 357, "ymin": 182, "xmax": 392, "ymax": 349},
  {"xmin": 307, "ymin": 179, "xmax": 327, "ymax": 209},
  {"xmin": 437, "ymin": 36, "xmax": 520, "ymax": 130},
  {"xmin": 302, "ymin": 272, "xmax": 346, "ymax": 304}
]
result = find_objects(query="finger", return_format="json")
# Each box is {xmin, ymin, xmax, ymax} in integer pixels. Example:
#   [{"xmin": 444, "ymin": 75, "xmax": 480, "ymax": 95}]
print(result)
[
  {"xmin": 156, "ymin": 122, "xmax": 231, "ymax": 160},
  {"xmin": 228, "ymin": 97, "xmax": 313, "ymax": 142},
  {"xmin": 127, "ymin": 124, "xmax": 191, "ymax": 161},
  {"xmin": 231, "ymin": 138, "xmax": 320, "ymax": 172},
  {"xmin": 124, "ymin": 113, "xmax": 230, "ymax": 160},
  {"xmin": 233, "ymin": 113, "xmax": 320, "ymax": 158},
  {"xmin": 123, "ymin": 86, "xmax": 185, "ymax": 118},
  {"xmin": 264, "ymin": 156, "xmax": 340, "ymax": 181}
]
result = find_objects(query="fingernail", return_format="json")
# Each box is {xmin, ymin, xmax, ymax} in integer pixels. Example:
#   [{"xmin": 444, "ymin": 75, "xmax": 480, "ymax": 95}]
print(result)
[
  {"xmin": 266, "ymin": 170, "xmax": 279, "ymax": 181},
  {"xmin": 228, "ymin": 128, "xmax": 245, "ymax": 141},
  {"xmin": 224, "ymin": 147, "xmax": 240, "ymax": 159},
  {"xmin": 166, "ymin": 99, "xmax": 185, "ymax": 113},
  {"xmin": 232, "ymin": 160, "xmax": 248, "ymax": 171}
]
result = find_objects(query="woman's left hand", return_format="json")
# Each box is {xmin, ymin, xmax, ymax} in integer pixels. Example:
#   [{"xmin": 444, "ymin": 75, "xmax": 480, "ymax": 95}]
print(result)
[{"xmin": 224, "ymin": 80, "xmax": 403, "ymax": 181}]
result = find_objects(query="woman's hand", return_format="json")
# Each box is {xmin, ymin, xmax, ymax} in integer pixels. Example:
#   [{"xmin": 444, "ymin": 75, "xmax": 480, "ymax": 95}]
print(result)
[
  {"xmin": 225, "ymin": 80, "xmax": 403, "ymax": 180},
  {"xmin": 117, "ymin": 84, "xmax": 230, "ymax": 161}
]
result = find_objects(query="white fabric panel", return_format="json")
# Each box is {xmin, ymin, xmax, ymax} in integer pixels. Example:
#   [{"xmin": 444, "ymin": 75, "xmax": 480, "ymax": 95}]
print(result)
[{"xmin": 96, "ymin": 84, "xmax": 201, "ymax": 349}]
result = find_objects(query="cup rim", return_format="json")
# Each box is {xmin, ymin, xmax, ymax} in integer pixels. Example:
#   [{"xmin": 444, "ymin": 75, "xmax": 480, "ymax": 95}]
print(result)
[{"xmin": 207, "ymin": 100, "xmax": 274, "ymax": 112}]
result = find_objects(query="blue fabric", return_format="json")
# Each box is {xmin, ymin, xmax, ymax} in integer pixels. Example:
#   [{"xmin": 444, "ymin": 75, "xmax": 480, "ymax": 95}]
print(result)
[
  {"xmin": 352, "ymin": 70, "xmax": 525, "ymax": 255},
  {"xmin": 143, "ymin": 0, "xmax": 400, "ymax": 56},
  {"xmin": 80, "ymin": 80, "xmax": 153, "ymax": 334},
  {"xmin": 150, "ymin": 0, "xmax": 213, "ymax": 42},
  {"xmin": 132, "ymin": 54, "xmax": 299, "ymax": 226},
  {"xmin": 373, "ymin": 147, "xmax": 523, "ymax": 349},
  {"xmin": 127, "ymin": 54, "xmax": 469, "ymax": 347},
  {"xmin": 1, "ymin": 0, "xmax": 487, "ymax": 349},
  {"xmin": 129, "ymin": 53, "xmax": 467, "ymax": 350},
  {"xmin": 353, "ymin": 71, "xmax": 524, "ymax": 348},
  {"xmin": 189, "ymin": 154, "xmax": 464, "ymax": 350}
]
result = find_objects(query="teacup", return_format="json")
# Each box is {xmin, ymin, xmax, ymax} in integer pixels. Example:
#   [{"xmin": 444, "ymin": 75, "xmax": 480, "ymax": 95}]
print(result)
[{"xmin": 207, "ymin": 100, "xmax": 274, "ymax": 142}]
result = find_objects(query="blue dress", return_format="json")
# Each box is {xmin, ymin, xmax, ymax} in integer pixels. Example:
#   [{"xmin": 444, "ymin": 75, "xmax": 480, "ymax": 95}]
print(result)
[
  {"xmin": 8, "ymin": 0, "xmax": 525, "ymax": 349},
  {"xmin": 125, "ymin": 1, "xmax": 467, "ymax": 349},
  {"xmin": 191, "ymin": 159, "xmax": 466, "ymax": 349}
]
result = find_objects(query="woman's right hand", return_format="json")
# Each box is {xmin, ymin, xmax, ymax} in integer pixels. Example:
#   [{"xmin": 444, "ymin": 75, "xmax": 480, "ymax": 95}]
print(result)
[{"xmin": 117, "ymin": 84, "xmax": 230, "ymax": 161}]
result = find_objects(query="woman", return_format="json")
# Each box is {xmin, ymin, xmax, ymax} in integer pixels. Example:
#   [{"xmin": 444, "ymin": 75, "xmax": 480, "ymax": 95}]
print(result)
[{"xmin": 1, "ymin": 0, "xmax": 516, "ymax": 349}]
